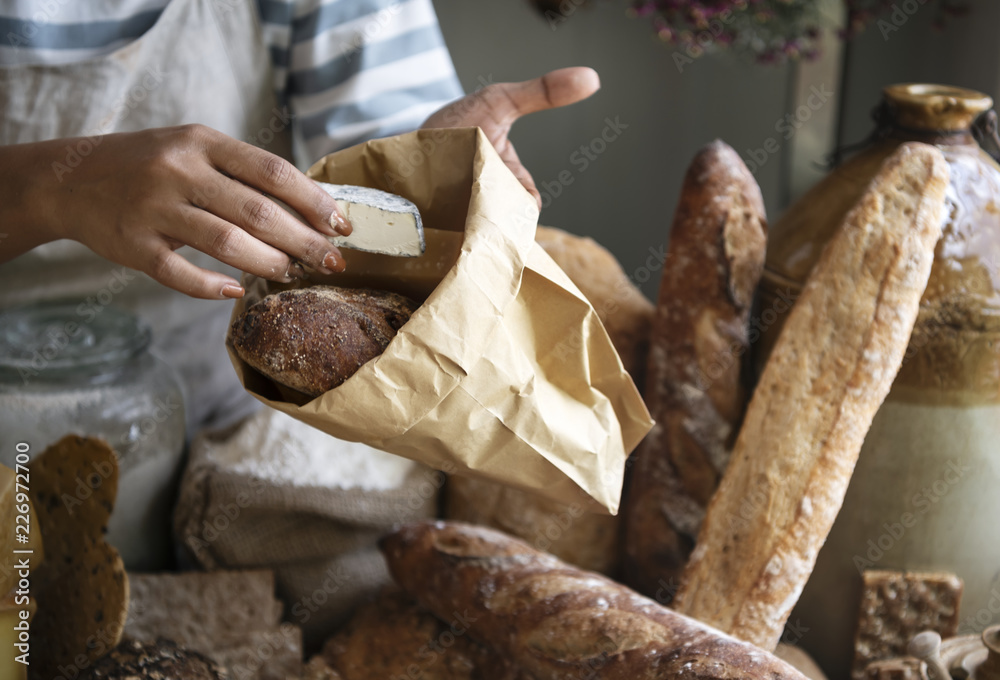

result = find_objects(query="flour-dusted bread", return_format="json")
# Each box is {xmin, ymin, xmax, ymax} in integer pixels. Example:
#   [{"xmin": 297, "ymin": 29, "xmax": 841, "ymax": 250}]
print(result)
[
  {"xmin": 381, "ymin": 521, "xmax": 809, "ymax": 680},
  {"xmin": 622, "ymin": 140, "xmax": 767, "ymax": 599},
  {"xmin": 229, "ymin": 286, "xmax": 417, "ymax": 398},
  {"xmin": 672, "ymin": 142, "xmax": 950, "ymax": 650},
  {"xmin": 321, "ymin": 588, "xmax": 527, "ymax": 680}
]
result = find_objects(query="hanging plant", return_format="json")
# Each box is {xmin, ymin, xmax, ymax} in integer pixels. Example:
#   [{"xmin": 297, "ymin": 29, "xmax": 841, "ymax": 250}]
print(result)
[
  {"xmin": 628, "ymin": 0, "xmax": 823, "ymax": 63},
  {"xmin": 841, "ymin": 0, "xmax": 969, "ymax": 36},
  {"xmin": 527, "ymin": 0, "xmax": 969, "ymax": 63}
]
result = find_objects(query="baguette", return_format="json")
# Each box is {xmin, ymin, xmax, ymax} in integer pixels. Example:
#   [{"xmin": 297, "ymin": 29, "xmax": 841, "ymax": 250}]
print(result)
[
  {"xmin": 380, "ymin": 521, "xmax": 808, "ymax": 680},
  {"xmin": 623, "ymin": 140, "xmax": 767, "ymax": 597},
  {"xmin": 320, "ymin": 588, "xmax": 527, "ymax": 680},
  {"xmin": 672, "ymin": 142, "xmax": 949, "ymax": 649}
]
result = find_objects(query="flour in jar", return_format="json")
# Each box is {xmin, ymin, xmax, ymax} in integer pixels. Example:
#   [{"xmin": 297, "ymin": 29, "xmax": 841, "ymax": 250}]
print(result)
[{"xmin": 202, "ymin": 407, "xmax": 417, "ymax": 490}]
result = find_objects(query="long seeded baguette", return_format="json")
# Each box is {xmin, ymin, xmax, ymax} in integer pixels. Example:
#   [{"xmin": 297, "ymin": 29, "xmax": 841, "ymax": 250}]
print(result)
[
  {"xmin": 380, "ymin": 521, "xmax": 809, "ymax": 680},
  {"xmin": 623, "ymin": 140, "xmax": 767, "ymax": 598},
  {"xmin": 672, "ymin": 142, "xmax": 949, "ymax": 650}
]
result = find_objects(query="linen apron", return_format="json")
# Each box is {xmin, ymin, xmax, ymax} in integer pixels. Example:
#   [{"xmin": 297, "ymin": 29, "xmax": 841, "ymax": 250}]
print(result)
[{"xmin": 0, "ymin": 0, "xmax": 294, "ymax": 434}]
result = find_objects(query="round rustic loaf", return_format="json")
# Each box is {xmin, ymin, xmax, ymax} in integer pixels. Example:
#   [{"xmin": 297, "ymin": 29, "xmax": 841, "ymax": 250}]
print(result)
[{"xmin": 229, "ymin": 286, "xmax": 418, "ymax": 398}]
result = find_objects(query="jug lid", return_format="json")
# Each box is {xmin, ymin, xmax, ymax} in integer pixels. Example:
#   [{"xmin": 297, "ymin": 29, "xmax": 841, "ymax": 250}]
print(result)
[{"xmin": 884, "ymin": 83, "xmax": 993, "ymax": 132}]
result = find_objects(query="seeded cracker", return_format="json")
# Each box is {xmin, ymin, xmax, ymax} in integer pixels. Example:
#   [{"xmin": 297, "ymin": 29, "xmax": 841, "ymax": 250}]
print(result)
[
  {"xmin": 851, "ymin": 570, "xmax": 964, "ymax": 680},
  {"xmin": 27, "ymin": 435, "xmax": 128, "ymax": 679}
]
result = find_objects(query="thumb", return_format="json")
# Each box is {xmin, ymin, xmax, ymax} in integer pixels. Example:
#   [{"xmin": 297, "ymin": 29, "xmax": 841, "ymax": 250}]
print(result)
[{"xmin": 490, "ymin": 67, "xmax": 601, "ymax": 124}]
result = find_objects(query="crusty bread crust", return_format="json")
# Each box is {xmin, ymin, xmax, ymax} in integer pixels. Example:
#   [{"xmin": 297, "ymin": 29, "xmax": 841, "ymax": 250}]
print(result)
[
  {"xmin": 623, "ymin": 140, "xmax": 767, "ymax": 597},
  {"xmin": 381, "ymin": 521, "xmax": 809, "ymax": 680},
  {"xmin": 672, "ymin": 142, "xmax": 950, "ymax": 650},
  {"xmin": 321, "ymin": 589, "xmax": 527, "ymax": 680},
  {"xmin": 81, "ymin": 638, "xmax": 227, "ymax": 680},
  {"xmin": 229, "ymin": 286, "xmax": 417, "ymax": 397}
]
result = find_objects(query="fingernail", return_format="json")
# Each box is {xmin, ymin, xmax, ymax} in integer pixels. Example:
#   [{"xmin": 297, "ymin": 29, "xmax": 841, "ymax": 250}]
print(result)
[
  {"xmin": 221, "ymin": 284, "xmax": 244, "ymax": 299},
  {"xmin": 331, "ymin": 211, "xmax": 353, "ymax": 236},
  {"xmin": 284, "ymin": 261, "xmax": 306, "ymax": 281},
  {"xmin": 323, "ymin": 252, "xmax": 345, "ymax": 273}
]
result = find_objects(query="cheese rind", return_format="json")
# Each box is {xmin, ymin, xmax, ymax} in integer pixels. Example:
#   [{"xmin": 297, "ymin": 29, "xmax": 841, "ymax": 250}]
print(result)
[{"xmin": 318, "ymin": 182, "xmax": 425, "ymax": 257}]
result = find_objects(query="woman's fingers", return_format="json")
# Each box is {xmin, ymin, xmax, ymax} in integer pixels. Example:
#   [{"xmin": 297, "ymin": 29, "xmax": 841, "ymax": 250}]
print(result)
[
  {"xmin": 496, "ymin": 142, "xmax": 541, "ymax": 208},
  {"xmin": 188, "ymin": 173, "xmax": 346, "ymax": 275},
  {"xmin": 482, "ymin": 67, "xmax": 601, "ymax": 127},
  {"xmin": 140, "ymin": 244, "xmax": 246, "ymax": 300},
  {"xmin": 202, "ymin": 129, "xmax": 353, "ymax": 237}
]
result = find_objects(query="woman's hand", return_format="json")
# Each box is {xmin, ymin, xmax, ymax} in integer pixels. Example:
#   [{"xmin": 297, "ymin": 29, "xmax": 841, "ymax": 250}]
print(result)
[
  {"xmin": 0, "ymin": 124, "xmax": 352, "ymax": 299},
  {"xmin": 421, "ymin": 67, "xmax": 601, "ymax": 207}
]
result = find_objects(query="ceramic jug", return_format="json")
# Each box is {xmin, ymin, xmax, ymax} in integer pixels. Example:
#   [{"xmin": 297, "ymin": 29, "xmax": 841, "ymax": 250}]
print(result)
[{"xmin": 756, "ymin": 84, "xmax": 1000, "ymax": 679}]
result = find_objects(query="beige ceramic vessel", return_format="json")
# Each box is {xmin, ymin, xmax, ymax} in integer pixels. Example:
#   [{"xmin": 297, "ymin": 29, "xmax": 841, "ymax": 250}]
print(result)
[{"xmin": 757, "ymin": 84, "xmax": 1000, "ymax": 679}]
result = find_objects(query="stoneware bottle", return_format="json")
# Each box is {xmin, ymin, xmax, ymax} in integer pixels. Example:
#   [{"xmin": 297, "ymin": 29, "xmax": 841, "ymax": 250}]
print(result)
[{"xmin": 756, "ymin": 83, "xmax": 1000, "ymax": 679}]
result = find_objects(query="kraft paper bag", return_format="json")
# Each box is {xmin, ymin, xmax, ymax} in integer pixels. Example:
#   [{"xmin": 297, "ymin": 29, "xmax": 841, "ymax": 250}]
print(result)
[{"xmin": 226, "ymin": 127, "xmax": 653, "ymax": 514}]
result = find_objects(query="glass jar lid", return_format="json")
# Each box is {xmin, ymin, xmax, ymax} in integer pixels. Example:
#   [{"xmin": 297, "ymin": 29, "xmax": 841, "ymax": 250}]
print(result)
[{"xmin": 0, "ymin": 301, "xmax": 150, "ymax": 379}]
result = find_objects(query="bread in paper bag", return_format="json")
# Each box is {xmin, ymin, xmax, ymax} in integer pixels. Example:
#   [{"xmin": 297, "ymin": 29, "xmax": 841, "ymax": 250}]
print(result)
[{"xmin": 225, "ymin": 128, "xmax": 652, "ymax": 514}]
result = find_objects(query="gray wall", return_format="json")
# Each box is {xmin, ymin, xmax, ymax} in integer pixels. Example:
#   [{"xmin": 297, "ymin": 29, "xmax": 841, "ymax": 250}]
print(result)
[
  {"xmin": 432, "ymin": 0, "xmax": 989, "ymax": 299},
  {"xmin": 839, "ymin": 0, "xmax": 998, "ymax": 144},
  {"xmin": 433, "ymin": 0, "xmax": 793, "ymax": 298}
]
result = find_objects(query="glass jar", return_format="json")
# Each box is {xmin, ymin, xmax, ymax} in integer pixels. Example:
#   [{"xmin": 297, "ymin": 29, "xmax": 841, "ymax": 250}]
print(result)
[
  {"xmin": 757, "ymin": 84, "xmax": 1000, "ymax": 678},
  {"xmin": 0, "ymin": 301, "xmax": 186, "ymax": 570}
]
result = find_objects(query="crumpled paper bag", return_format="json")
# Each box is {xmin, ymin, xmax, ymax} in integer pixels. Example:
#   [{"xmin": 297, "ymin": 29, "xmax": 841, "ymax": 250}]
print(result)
[{"xmin": 226, "ymin": 127, "xmax": 652, "ymax": 514}]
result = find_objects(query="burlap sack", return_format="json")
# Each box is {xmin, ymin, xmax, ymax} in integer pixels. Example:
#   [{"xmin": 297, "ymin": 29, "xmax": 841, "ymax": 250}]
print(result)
[{"xmin": 174, "ymin": 408, "xmax": 439, "ymax": 645}]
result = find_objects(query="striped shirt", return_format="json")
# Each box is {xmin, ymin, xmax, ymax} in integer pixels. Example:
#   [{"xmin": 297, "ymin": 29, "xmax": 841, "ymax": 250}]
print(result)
[{"xmin": 0, "ymin": 0, "xmax": 464, "ymax": 161}]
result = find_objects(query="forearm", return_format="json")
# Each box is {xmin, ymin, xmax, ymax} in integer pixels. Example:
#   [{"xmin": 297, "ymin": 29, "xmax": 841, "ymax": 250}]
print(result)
[{"xmin": 0, "ymin": 139, "xmax": 67, "ymax": 261}]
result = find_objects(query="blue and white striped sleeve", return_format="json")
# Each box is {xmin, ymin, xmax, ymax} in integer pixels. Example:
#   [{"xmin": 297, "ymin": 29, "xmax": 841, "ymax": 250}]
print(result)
[{"xmin": 261, "ymin": 0, "xmax": 465, "ymax": 164}]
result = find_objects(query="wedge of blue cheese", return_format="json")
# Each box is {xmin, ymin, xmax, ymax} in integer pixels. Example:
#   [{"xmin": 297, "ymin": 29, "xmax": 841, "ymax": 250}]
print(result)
[{"xmin": 317, "ymin": 182, "xmax": 426, "ymax": 257}]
